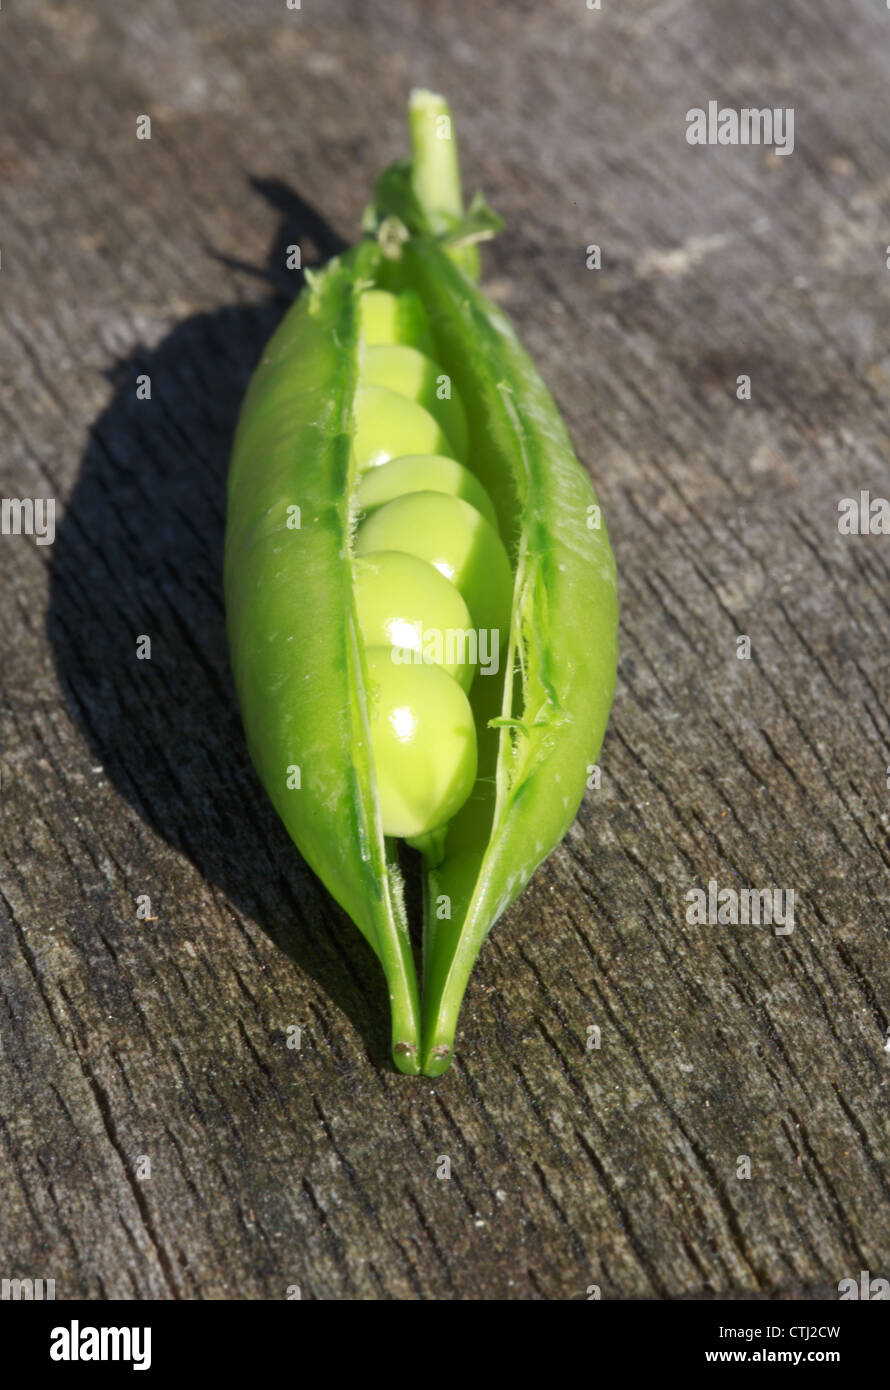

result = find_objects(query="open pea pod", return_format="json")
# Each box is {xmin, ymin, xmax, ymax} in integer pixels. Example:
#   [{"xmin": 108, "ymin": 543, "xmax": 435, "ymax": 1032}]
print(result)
[{"xmin": 225, "ymin": 90, "xmax": 618, "ymax": 1077}]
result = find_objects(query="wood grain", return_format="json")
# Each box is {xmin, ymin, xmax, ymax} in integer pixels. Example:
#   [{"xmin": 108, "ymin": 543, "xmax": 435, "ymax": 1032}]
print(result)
[{"xmin": 0, "ymin": 0, "xmax": 888, "ymax": 1299}]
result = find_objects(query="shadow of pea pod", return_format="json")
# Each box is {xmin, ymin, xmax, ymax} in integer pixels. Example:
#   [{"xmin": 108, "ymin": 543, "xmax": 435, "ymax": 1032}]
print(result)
[{"xmin": 47, "ymin": 181, "xmax": 398, "ymax": 1069}]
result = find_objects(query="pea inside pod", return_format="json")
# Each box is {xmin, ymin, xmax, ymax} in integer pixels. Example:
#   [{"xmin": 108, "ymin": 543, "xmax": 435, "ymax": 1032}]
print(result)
[
  {"xmin": 363, "ymin": 647, "xmax": 477, "ymax": 839},
  {"xmin": 358, "ymin": 287, "xmax": 435, "ymax": 355},
  {"xmin": 225, "ymin": 89, "xmax": 618, "ymax": 1076},
  {"xmin": 352, "ymin": 384, "xmax": 461, "ymax": 472},
  {"xmin": 359, "ymin": 344, "xmax": 469, "ymax": 459},
  {"xmin": 355, "ymin": 489, "xmax": 513, "ymax": 641},
  {"xmin": 355, "ymin": 455, "xmax": 498, "ymax": 527},
  {"xmin": 353, "ymin": 550, "xmax": 477, "ymax": 691}
]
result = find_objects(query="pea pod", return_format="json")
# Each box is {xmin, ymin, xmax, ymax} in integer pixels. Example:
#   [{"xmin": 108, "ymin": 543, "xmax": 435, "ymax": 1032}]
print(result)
[{"xmin": 224, "ymin": 90, "xmax": 618, "ymax": 1076}]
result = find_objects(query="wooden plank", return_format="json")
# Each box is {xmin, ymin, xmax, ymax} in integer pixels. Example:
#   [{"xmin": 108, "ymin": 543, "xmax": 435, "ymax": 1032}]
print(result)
[{"xmin": 0, "ymin": 0, "xmax": 888, "ymax": 1298}]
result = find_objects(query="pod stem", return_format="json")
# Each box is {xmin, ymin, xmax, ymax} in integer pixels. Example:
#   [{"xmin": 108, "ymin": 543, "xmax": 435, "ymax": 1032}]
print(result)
[
  {"xmin": 409, "ymin": 89, "xmax": 464, "ymax": 230},
  {"xmin": 409, "ymin": 89, "xmax": 480, "ymax": 280}
]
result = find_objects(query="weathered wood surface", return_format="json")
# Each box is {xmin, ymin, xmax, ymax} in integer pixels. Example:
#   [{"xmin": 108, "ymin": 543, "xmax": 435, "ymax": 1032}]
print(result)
[{"xmin": 1, "ymin": 0, "xmax": 889, "ymax": 1300}]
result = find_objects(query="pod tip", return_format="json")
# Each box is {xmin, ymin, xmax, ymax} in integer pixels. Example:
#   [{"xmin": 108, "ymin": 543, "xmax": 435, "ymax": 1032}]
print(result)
[
  {"xmin": 421, "ymin": 1042, "xmax": 454, "ymax": 1078},
  {"xmin": 393, "ymin": 1040, "xmax": 422, "ymax": 1075}
]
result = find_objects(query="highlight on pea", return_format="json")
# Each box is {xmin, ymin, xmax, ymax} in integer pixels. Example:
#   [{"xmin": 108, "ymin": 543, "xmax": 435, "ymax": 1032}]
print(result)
[{"xmin": 224, "ymin": 89, "xmax": 618, "ymax": 1075}]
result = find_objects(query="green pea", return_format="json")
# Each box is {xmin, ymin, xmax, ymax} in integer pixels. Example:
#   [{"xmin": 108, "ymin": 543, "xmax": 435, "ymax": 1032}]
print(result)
[
  {"xmin": 352, "ymin": 384, "xmax": 460, "ymax": 472},
  {"xmin": 363, "ymin": 647, "xmax": 477, "ymax": 839},
  {"xmin": 359, "ymin": 344, "xmax": 469, "ymax": 460},
  {"xmin": 353, "ymin": 550, "xmax": 476, "ymax": 691},
  {"xmin": 355, "ymin": 454, "xmax": 498, "ymax": 529},
  {"xmin": 225, "ymin": 93, "xmax": 619, "ymax": 1076},
  {"xmin": 358, "ymin": 287, "xmax": 435, "ymax": 354},
  {"xmin": 354, "ymin": 490, "xmax": 513, "ymax": 640}
]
